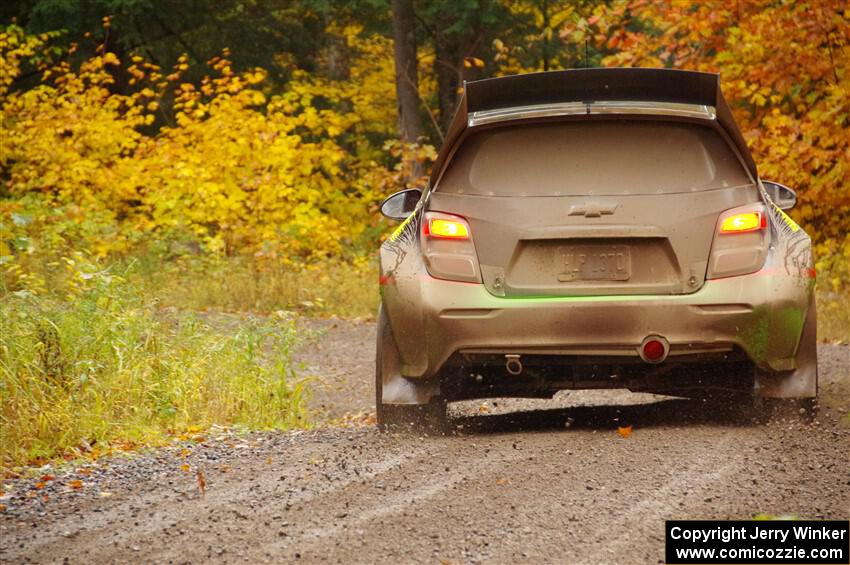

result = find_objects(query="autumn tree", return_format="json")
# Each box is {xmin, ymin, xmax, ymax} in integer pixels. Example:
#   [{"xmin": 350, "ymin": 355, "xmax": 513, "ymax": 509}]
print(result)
[
  {"xmin": 391, "ymin": 0, "xmax": 424, "ymax": 179},
  {"xmin": 584, "ymin": 0, "xmax": 850, "ymax": 288}
]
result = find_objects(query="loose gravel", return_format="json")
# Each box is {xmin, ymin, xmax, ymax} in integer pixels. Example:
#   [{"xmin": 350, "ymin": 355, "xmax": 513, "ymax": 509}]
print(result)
[{"xmin": 1, "ymin": 319, "xmax": 848, "ymax": 564}]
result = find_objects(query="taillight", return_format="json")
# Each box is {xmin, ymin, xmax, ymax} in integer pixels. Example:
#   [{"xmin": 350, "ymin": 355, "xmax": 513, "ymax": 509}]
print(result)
[
  {"xmin": 421, "ymin": 211, "xmax": 481, "ymax": 283},
  {"xmin": 424, "ymin": 217, "xmax": 470, "ymax": 239},
  {"xmin": 720, "ymin": 212, "xmax": 766, "ymax": 233},
  {"xmin": 707, "ymin": 204, "xmax": 769, "ymax": 279}
]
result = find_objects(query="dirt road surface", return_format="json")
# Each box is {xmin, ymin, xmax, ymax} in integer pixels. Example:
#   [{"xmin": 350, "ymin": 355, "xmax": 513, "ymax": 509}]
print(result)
[{"xmin": 2, "ymin": 318, "xmax": 849, "ymax": 564}]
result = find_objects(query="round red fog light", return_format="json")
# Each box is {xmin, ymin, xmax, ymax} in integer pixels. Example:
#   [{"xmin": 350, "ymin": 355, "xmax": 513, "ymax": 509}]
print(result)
[{"xmin": 638, "ymin": 335, "xmax": 669, "ymax": 364}]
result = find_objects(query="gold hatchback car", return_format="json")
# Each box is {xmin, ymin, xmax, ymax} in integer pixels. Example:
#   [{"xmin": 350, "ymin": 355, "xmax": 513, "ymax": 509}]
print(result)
[{"xmin": 376, "ymin": 68, "xmax": 817, "ymax": 431}]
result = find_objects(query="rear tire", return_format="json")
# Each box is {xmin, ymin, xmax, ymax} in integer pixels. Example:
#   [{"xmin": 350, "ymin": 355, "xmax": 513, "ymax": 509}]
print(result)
[{"xmin": 375, "ymin": 306, "xmax": 447, "ymax": 435}]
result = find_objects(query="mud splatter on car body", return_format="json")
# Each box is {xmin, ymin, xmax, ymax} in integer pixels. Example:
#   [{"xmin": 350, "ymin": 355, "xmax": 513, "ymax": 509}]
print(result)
[{"xmin": 377, "ymin": 68, "xmax": 817, "ymax": 429}]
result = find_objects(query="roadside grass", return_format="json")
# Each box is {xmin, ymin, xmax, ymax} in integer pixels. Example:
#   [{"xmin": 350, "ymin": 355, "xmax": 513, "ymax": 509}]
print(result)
[
  {"xmin": 1, "ymin": 252, "xmax": 846, "ymax": 470},
  {"xmin": 0, "ymin": 262, "xmax": 308, "ymax": 471},
  {"xmin": 817, "ymin": 289, "xmax": 850, "ymax": 344},
  {"xmin": 144, "ymin": 255, "xmax": 850, "ymax": 343},
  {"xmin": 135, "ymin": 254, "xmax": 379, "ymax": 319}
]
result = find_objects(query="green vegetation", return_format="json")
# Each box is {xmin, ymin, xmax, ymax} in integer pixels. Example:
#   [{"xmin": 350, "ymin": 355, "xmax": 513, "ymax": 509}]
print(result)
[
  {"xmin": 137, "ymin": 255, "xmax": 379, "ymax": 319},
  {"xmin": 1, "ymin": 0, "xmax": 847, "ymax": 469},
  {"xmin": 0, "ymin": 257, "xmax": 308, "ymax": 470},
  {"xmin": 818, "ymin": 292, "xmax": 850, "ymax": 345}
]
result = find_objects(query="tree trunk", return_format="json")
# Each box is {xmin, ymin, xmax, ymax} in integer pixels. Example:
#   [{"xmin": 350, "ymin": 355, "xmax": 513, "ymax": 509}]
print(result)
[
  {"xmin": 391, "ymin": 0, "xmax": 424, "ymax": 180},
  {"xmin": 434, "ymin": 40, "xmax": 459, "ymax": 133}
]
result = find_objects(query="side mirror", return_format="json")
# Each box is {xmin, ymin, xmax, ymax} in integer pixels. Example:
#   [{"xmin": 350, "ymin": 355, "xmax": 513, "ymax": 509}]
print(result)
[
  {"xmin": 380, "ymin": 188, "xmax": 422, "ymax": 221},
  {"xmin": 762, "ymin": 181, "xmax": 797, "ymax": 211}
]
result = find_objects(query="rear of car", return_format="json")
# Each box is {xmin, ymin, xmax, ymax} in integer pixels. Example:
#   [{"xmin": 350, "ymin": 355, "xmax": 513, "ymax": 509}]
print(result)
[{"xmin": 377, "ymin": 69, "xmax": 816, "ymax": 430}]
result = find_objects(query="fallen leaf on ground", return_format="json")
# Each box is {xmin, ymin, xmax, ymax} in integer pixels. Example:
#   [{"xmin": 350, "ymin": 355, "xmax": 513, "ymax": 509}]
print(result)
[
  {"xmin": 196, "ymin": 470, "xmax": 206, "ymax": 496},
  {"xmin": 180, "ymin": 463, "xmax": 190, "ymax": 472},
  {"xmin": 67, "ymin": 480, "xmax": 83, "ymax": 489},
  {"xmin": 266, "ymin": 457, "xmax": 272, "ymax": 465},
  {"xmin": 40, "ymin": 474, "xmax": 56, "ymax": 482},
  {"xmin": 178, "ymin": 448, "xmax": 191, "ymax": 458},
  {"xmin": 617, "ymin": 425, "xmax": 633, "ymax": 438},
  {"xmin": 0, "ymin": 504, "xmax": 6, "ymax": 511},
  {"xmin": 99, "ymin": 491, "xmax": 113, "ymax": 498},
  {"xmin": 34, "ymin": 482, "xmax": 46, "ymax": 490},
  {"xmin": 219, "ymin": 464, "xmax": 230, "ymax": 473},
  {"xmin": 496, "ymin": 478, "xmax": 509, "ymax": 485}
]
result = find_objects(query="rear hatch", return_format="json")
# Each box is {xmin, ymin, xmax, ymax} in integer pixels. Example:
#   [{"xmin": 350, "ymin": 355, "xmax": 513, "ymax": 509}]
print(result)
[{"xmin": 428, "ymin": 120, "xmax": 759, "ymax": 297}]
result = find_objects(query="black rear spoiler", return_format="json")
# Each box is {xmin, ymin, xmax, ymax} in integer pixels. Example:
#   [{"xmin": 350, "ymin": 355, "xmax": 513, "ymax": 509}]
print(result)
[{"xmin": 430, "ymin": 68, "xmax": 757, "ymax": 185}]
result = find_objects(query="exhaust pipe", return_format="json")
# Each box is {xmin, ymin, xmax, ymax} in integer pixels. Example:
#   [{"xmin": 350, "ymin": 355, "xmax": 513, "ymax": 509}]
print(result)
[
  {"xmin": 638, "ymin": 335, "xmax": 670, "ymax": 364},
  {"xmin": 505, "ymin": 354, "xmax": 523, "ymax": 375}
]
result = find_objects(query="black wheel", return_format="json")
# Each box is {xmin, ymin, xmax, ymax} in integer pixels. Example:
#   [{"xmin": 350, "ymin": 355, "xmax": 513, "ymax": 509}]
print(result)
[{"xmin": 375, "ymin": 306, "xmax": 447, "ymax": 434}]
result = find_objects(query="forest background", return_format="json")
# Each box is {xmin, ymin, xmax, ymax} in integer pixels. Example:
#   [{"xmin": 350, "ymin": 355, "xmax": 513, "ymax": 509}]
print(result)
[{"xmin": 1, "ymin": 0, "xmax": 847, "ymax": 468}]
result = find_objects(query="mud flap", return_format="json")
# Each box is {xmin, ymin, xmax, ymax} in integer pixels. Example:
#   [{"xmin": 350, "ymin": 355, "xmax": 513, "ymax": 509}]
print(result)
[
  {"xmin": 755, "ymin": 295, "xmax": 818, "ymax": 398},
  {"xmin": 377, "ymin": 306, "xmax": 440, "ymax": 406}
]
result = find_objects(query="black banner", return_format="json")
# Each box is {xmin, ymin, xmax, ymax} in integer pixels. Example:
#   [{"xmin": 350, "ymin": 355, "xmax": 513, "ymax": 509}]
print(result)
[{"xmin": 665, "ymin": 520, "xmax": 849, "ymax": 564}]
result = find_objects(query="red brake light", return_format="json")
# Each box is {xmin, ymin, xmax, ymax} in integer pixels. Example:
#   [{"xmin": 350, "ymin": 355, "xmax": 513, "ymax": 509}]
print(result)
[
  {"xmin": 424, "ymin": 217, "xmax": 470, "ymax": 239},
  {"xmin": 720, "ymin": 212, "xmax": 766, "ymax": 233}
]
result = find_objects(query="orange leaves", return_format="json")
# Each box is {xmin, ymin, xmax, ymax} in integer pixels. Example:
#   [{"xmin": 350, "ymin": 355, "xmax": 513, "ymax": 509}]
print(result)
[
  {"xmin": 196, "ymin": 469, "xmax": 206, "ymax": 496},
  {"xmin": 595, "ymin": 0, "xmax": 850, "ymax": 289},
  {"xmin": 175, "ymin": 427, "xmax": 206, "ymax": 443},
  {"xmin": 617, "ymin": 425, "xmax": 633, "ymax": 439},
  {"xmin": 67, "ymin": 479, "xmax": 83, "ymax": 490},
  {"xmin": 463, "ymin": 57, "xmax": 485, "ymax": 69},
  {"xmin": 180, "ymin": 464, "xmax": 191, "ymax": 473},
  {"xmin": 101, "ymin": 52, "xmax": 120, "ymax": 66},
  {"xmin": 35, "ymin": 474, "xmax": 56, "ymax": 490}
]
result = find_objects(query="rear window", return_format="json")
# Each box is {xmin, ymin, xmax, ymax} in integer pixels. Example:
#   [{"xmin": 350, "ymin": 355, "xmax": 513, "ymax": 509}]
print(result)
[{"xmin": 437, "ymin": 120, "xmax": 751, "ymax": 196}]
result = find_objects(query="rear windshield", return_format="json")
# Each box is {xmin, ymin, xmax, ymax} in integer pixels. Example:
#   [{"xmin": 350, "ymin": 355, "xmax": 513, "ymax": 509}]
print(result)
[{"xmin": 437, "ymin": 120, "xmax": 751, "ymax": 196}]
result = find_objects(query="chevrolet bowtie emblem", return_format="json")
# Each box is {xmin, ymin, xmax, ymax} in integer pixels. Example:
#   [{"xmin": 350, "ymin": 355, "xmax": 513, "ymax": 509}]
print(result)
[{"xmin": 568, "ymin": 202, "xmax": 619, "ymax": 218}]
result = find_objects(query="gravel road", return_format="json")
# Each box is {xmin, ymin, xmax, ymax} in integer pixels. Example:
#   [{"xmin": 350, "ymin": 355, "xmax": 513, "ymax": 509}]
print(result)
[{"xmin": 1, "ymin": 319, "xmax": 848, "ymax": 565}]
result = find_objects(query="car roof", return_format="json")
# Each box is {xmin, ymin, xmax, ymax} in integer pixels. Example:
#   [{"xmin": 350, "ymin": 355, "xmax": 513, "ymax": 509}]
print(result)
[{"xmin": 430, "ymin": 68, "xmax": 757, "ymax": 187}]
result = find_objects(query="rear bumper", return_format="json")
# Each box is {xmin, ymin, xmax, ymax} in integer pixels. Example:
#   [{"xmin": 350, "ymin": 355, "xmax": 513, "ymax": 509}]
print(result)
[{"xmin": 393, "ymin": 266, "xmax": 812, "ymax": 379}]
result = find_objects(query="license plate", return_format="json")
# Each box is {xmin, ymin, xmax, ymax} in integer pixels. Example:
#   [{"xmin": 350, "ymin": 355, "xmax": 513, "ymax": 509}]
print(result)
[{"xmin": 557, "ymin": 245, "xmax": 631, "ymax": 281}]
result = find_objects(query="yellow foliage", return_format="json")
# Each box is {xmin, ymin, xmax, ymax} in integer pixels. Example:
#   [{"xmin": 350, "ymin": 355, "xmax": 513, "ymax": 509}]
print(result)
[
  {"xmin": 1, "ymin": 24, "xmax": 431, "ymax": 275},
  {"xmin": 590, "ymin": 0, "xmax": 850, "ymax": 290}
]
